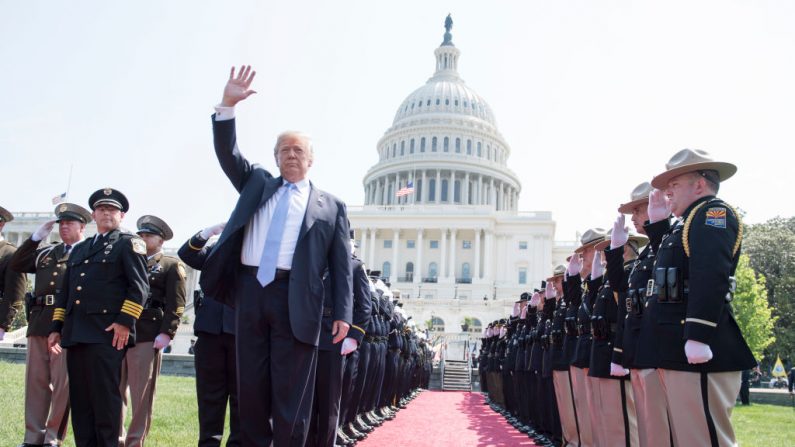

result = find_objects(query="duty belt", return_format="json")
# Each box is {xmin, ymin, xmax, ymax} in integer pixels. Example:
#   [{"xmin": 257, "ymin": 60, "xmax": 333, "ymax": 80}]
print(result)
[
  {"xmin": 32, "ymin": 295, "xmax": 56, "ymax": 306},
  {"xmin": 551, "ymin": 331, "xmax": 564, "ymax": 347},
  {"xmin": 577, "ymin": 324, "xmax": 591, "ymax": 337}
]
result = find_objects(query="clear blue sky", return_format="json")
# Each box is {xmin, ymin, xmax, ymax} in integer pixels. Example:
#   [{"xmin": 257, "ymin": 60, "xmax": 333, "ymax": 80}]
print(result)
[{"xmin": 2, "ymin": 1, "xmax": 793, "ymax": 246}]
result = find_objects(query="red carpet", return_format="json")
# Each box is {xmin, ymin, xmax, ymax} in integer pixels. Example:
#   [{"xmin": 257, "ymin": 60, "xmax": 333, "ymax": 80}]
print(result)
[{"xmin": 357, "ymin": 391, "xmax": 538, "ymax": 447}]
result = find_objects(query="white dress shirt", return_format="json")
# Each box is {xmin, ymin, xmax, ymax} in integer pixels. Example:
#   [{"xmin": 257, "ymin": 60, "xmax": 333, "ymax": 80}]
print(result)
[{"xmin": 213, "ymin": 104, "xmax": 311, "ymax": 269}]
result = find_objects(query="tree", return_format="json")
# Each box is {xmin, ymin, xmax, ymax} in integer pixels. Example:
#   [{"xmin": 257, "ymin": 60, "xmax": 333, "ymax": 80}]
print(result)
[
  {"xmin": 744, "ymin": 217, "xmax": 795, "ymax": 368},
  {"xmin": 732, "ymin": 254, "xmax": 776, "ymax": 362}
]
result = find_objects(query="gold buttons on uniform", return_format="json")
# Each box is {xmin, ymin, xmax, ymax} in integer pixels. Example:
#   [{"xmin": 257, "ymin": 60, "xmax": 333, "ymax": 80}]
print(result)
[
  {"xmin": 84, "ymin": 260, "xmax": 89, "ymax": 264},
  {"xmin": 76, "ymin": 286, "xmax": 82, "ymax": 291},
  {"xmin": 50, "ymin": 281, "xmax": 55, "ymax": 286},
  {"xmin": 80, "ymin": 273, "xmax": 85, "ymax": 277},
  {"xmin": 75, "ymin": 300, "xmax": 81, "ymax": 305},
  {"xmin": 103, "ymin": 309, "xmax": 107, "ymax": 314},
  {"xmin": 680, "ymin": 320, "xmax": 685, "ymax": 325},
  {"xmin": 53, "ymin": 272, "xmax": 58, "ymax": 276}
]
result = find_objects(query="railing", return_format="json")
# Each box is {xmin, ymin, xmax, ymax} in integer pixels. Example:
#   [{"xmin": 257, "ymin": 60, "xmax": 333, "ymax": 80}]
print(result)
[
  {"xmin": 455, "ymin": 277, "xmax": 472, "ymax": 284},
  {"xmin": 397, "ymin": 275, "xmax": 414, "ymax": 283},
  {"xmin": 422, "ymin": 277, "xmax": 438, "ymax": 283}
]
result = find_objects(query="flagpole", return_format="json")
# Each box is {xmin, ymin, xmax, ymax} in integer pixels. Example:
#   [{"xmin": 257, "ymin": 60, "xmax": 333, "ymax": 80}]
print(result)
[{"xmin": 65, "ymin": 164, "xmax": 74, "ymax": 200}]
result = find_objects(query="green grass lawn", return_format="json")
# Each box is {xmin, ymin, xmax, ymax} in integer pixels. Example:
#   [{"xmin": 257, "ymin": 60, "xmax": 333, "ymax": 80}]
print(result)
[{"xmin": 2, "ymin": 360, "xmax": 793, "ymax": 446}]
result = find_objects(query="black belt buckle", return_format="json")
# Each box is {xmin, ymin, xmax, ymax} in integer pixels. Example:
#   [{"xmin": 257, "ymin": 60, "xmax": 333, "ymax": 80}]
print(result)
[{"xmin": 45, "ymin": 295, "xmax": 55, "ymax": 306}]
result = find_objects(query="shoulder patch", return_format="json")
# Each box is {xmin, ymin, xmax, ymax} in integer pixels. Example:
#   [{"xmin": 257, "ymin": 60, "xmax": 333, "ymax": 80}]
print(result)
[
  {"xmin": 177, "ymin": 263, "xmax": 187, "ymax": 280},
  {"xmin": 705, "ymin": 207, "xmax": 727, "ymax": 229},
  {"xmin": 131, "ymin": 237, "xmax": 147, "ymax": 255}
]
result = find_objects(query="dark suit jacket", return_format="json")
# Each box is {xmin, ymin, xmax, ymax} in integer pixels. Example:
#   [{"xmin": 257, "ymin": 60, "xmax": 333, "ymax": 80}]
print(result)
[
  {"xmin": 178, "ymin": 234, "xmax": 235, "ymax": 336},
  {"xmin": 200, "ymin": 116, "xmax": 352, "ymax": 346}
]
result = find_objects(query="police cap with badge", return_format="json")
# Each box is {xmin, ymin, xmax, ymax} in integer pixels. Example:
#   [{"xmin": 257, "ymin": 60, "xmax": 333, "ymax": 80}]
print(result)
[
  {"xmin": 88, "ymin": 187, "xmax": 130, "ymax": 212},
  {"xmin": 55, "ymin": 202, "xmax": 92, "ymax": 224},
  {"xmin": 136, "ymin": 215, "xmax": 174, "ymax": 241}
]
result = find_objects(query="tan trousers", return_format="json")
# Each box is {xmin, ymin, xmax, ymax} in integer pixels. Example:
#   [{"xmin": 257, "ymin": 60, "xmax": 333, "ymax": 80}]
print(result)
[
  {"xmin": 593, "ymin": 377, "xmax": 639, "ymax": 446},
  {"xmin": 631, "ymin": 368, "xmax": 672, "ymax": 447},
  {"xmin": 585, "ymin": 375, "xmax": 604, "ymax": 447},
  {"xmin": 658, "ymin": 369, "xmax": 741, "ymax": 447},
  {"xmin": 119, "ymin": 344, "xmax": 162, "ymax": 447},
  {"xmin": 553, "ymin": 370, "xmax": 580, "ymax": 447},
  {"xmin": 569, "ymin": 367, "xmax": 594, "ymax": 447},
  {"xmin": 24, "ymin": 335, "xmax": 70, "ymax": 445}
]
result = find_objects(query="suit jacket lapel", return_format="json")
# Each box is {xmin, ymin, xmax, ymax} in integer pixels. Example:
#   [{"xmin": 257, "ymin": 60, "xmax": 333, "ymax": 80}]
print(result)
[
  {"xmin": 259, "ymin": 176, "xmax": 283, "ymax": 208},
  {"xmin": 298, "ymin": 183, "xmax": 324, "ymax": 244}
]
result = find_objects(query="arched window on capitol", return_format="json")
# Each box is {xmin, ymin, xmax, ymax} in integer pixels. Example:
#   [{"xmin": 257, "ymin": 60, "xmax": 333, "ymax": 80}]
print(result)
[
  {"xmin": 382, "ymin": 262, "xmax": 391, "ymax": 279},
  {"xmin": 428, "ymin": 262, "xmax": 438, "ymax": 281}
]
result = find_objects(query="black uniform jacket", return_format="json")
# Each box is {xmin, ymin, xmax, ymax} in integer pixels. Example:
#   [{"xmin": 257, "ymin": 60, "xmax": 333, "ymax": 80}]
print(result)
[
  {"xmin": 0, "ymin": 240, "xmax": 27, "ymax": 331},
  {"xmin": 178, "ymin": 234, "xmax": 235, "ymax": 336},
  {"xmin": 10, "ymin": 238, "xmax": 73, "ymax": 337},
  {"xmin": 136, "ymin": 253, "xmax": 187, "ymax": 342},
  {"xmin": 50, "ymin": 230, "xmax": 149, "ymax": 347},
  {"xmin": 651, "ymin": 196, "xmax": 756, "ymax": 372},
  {"xmin": 200, "ymin": 116, "xmax": 352, "ymax": 346}
]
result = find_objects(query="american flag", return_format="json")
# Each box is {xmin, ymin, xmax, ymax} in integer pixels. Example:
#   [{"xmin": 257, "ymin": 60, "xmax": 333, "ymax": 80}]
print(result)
[
  {"xmin": 396, "ymin": 181, "xmax": 415, "ymax": 197},
  {"xmin": 51, "ymin": 192, "xmax": 66, "ymax": 205}
]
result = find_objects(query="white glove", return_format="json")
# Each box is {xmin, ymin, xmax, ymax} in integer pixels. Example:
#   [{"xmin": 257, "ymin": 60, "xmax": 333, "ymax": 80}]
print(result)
[
  {"xmin": 200, "ymin": 222, "xmax": 227, "ymax": 240},
  {"xmin": 591, "ymin": 251, "xmax": 604, "ymax": 280},
  {"xmin": 545, "ymin": 281, "xmax": 556, "ymax": 300},
  {"xmin": 0, "ymin": 328, "xmax": 5, "ymax": 341},
  {"xmin": 530, "ymin": 292, "xmax": 542, "ymax": 308},
  {"xmin": 153, "ymin": 333, "xmax": 171, "ymax": 350},
  {"xmin": 610, "ymin": 362, "xmax": 629, "ymax": 376},
  {"xmin": 520, "ymin": 304, "xmax": 528, "ymax": 319},
  {"xmin": 610, "ymin": 215, "xmax": 629, "ymax": 250},
  {"xmin": 567, "ymin": 253, "xmax": 582, "ymax": 277},
  {"xmin": 341, "ymin": 337, "xmax": 359, "ymax": 355},
  {"xmin": 647, "ymin": 189, "xmax": 671, "ymax": 223},
  {"xmin": 511, "ymin": 302, "xmax": 520, "ymax": 318},
  {"xmin": 32, "ymin": 220, "xmax": 57, "ymax": 242},
  {"xmin": 685, "ymin": 340, "xmax": 713, "ymax": 364}
]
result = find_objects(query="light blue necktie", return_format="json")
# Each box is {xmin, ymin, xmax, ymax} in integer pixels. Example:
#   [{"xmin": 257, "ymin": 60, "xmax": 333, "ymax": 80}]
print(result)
[{"xmin": 257, "ymin": 182, "xmax": 296, "ymax": 287}]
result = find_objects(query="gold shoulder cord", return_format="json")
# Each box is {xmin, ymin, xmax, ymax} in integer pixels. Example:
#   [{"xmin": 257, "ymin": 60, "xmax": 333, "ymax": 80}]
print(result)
[{"xmin": 683, "ymin": 201, "xmax": 743, "ymax": 258}]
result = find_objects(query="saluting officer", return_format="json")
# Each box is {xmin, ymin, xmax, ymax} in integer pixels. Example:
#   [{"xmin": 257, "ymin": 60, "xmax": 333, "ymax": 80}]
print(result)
[
  {"xmin": 0, "ymin": 206, "xmax": 28, "ymax": 345},
  {"xmin": 48, "ymin": 188, "xmax": 149, "ymax": 447},
  {"xmin": 647, "ymin": 149, "xmax": 756, "ymax": 446},
  {"xmin": 10, "ymin": 203, "xmax": 91, "ymax": 447},
  {"xmin": 118, "ymin": 215, "xmax": 186, "ymax": 447}
]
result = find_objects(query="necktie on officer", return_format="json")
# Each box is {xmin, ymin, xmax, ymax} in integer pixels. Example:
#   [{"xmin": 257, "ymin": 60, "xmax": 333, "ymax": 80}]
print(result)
[{"xmin": 257, "ymin": 182, "xmax": 296, "ymax": 287}]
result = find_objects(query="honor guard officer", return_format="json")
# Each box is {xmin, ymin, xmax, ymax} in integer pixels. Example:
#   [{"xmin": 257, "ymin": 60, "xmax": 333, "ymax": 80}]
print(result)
[
  {"xmin": 0, "ymin": 206, "xmax": 28, "ymax": 345},
  {"xmin": 48, "ymin": 188, "xmax": 149, "ymax": 447},
  {"xmin": 646, "ymin": 149, "xmax": 756, "ymax": 446},
  {"xmin": 118, "ymin": 215, "xmax": 186, "ymax": 447},
  {"xmin": 178, "ymin": 223, "xmax": 241, "ymax": 447},
  {"xmin": 10, "ymin": 203, "xmax": 91, "ymax": 447}
]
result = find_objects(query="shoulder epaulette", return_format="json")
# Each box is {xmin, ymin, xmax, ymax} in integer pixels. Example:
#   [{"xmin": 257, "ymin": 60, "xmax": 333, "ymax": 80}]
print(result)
[{"xmin": 683, "ymin": 198, "xmax": 742, "ymax": 258}]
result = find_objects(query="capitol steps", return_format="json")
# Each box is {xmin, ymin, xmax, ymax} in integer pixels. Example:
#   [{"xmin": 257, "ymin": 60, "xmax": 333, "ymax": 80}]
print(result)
[{"xmin": 441, "ymin": 360, "xmax": 472, "ymax": 391}]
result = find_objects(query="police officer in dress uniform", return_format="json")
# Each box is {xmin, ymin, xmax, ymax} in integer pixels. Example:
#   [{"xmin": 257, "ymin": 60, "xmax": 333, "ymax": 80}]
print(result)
[
  {"xmin": 118, "ymin": 215, "xmax": 186, "ymax": 447},
  {"xmin": 0, "ymin": 206, "xmax": 28, "ymax": 350},
  {"xmin": 334, "ymin": 229, "xmax": 371, "ymax": 447},
  {"xmin": 47, "ymin": 188, "xmax": 149, "ymax": 447},
  {"xmin": 564, "ymin": 228, "xmax": 606, "ymax": 447},
  {"xmin": 589, "ymin": 232, "xmax": 643, "ymax": 446},
  {"xmin": 647, "ymin": 149, "xmax": 756, "ymax": 446},
  {"xmin": 10, "ymin": 203, "xmax": 91, "ymax": 447},
  {"xmin": 178, "ymin": 222, "xmax": 241, "ymax": 447},
  {"xmin": 605, "ymin": 182, "xmax": 673, "ymax": 447}
]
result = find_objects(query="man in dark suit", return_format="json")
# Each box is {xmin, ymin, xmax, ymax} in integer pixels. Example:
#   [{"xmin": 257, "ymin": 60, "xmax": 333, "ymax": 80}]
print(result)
[
  {"xmin": 202, "ymin": 65, "xmax": 353, "ymax": 446},
  {"xmin": 178, "ymin": 223, "xmax": 240, "ymax": 447}
]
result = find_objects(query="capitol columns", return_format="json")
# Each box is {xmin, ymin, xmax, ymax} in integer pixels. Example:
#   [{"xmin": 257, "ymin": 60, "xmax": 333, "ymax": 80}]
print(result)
[
  {"xmin": 440, "ymin": 228, "xmax": 448, "ymax": 281},
  {"xmin": 421, "ymin": 170, "xmax": 427, "ymax": 203},
  {"xmin": 464, "ymin": 172, "xmax": 470, "ymax": 205},
  {"xmin": 359, "ymin": 228, "xmax": 368, "ymax": 263},
  {"xmin": 392, "ymin": 229, "xmax": 400, "ymax": 284},
  {"xmin": 484, "ymin": 229, "xmax": 493, "ymax": 281},
  {"xmin": 368, "ymin": 228, "xmax": 376, "ymax": 268},
  {"xmin": 414, "ymin": 229, "xmax": 423, "ymax": 284},
  {"xmin": 473, "ymin": 228, "xmax": 481, "ymax": 281},
  {"xmin": 449, "ymin": 229, "xmax": 457, "ymax": 281}
]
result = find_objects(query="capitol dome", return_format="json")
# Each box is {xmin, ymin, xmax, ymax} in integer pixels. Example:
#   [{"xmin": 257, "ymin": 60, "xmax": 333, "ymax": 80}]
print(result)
[{"xmin": 363, "ymin": 19, "xmax": 522, "ymax": 212}]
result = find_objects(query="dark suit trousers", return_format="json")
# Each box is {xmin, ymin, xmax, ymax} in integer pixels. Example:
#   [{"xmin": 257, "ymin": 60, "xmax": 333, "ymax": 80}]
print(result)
[
  {"xmin": 382, "ymin": 349, "xmax": 400, "ymax": 407},
  {"xmin": 309, "ymin": 349, "xmax": 345, "ymax": 447},
  {"xmin": 349, "ymin": 341, "xmax": 371, "ymax": 421},
  {"xmin": 368, "ymin": 342, "xmax": 387, "ymax": 411},
  {"xmin": 338, "ymin": 349, "xmax": 360, "ymax": 426},
  {"xmin": 195, "ymin": 332, "xmax": 240, "ymax": 447},
  {"xmin": 236, "ymin": 274, "xmax": 318, "ymax": 447},
  {"xmin": 66, "ymin": 343, "xmax": 125, "ymax": 447}
]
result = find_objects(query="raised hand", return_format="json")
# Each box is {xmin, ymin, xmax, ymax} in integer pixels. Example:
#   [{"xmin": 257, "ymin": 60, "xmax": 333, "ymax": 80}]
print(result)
[
  {"xmin": 647, "ymin": 188, "xmax": 671, "ymax": 223},
  {"xmin": 610, "ymin": 215, "xmax": 629, "ymax": 250},
  {"xmin": 221, "ymin": 65, "xmax": 257, "ymax": 107},
  {"xmin": 567, "ymin": 252, "xmax": 582, "ymax": 277},
  {"xmin": 200, "ymin": 222, "xmax": 227, "ymax": 240},
  {"xmin": 32, "ymin": 220, "xmax": 57, "ymax": 242},
  {"xmin": 545, "ymin": 281, "xmax": 556, "ymax": 300},
  {"xmin": 591, "ymin": 251, "xmax": 604, "ymax": 279}
]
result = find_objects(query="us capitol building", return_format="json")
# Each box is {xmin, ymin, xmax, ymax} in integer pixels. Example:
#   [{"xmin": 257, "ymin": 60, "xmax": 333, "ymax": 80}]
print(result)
[{"xmin": 348, "ymin": 19, "xmax": 573, "ymax": 335}]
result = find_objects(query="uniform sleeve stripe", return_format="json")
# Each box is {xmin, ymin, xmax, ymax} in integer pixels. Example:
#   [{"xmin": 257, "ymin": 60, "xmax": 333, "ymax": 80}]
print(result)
[
  {"xmin": 685, "ymin": 317, "xmax": 718, "ymax": 328},
  {"xmin": 176, "ymin": 307, "xmax": 185, "ymax": 314},
  {"xmin": 121, "ymin": 307, "xmax": 143, "ymax": 319},
  {"xmin": 52, "ymin": 308, "xmax": 66, "ymax": 322},
  {"xmin": 122, "ymin": 300, "xmax": 143, "ymax": 312},
  {"xmin": 352, "ymin": 324, "xmax": 366, "ymax": 335},
  {"xmin": 188, "ymin": 239, "xmax": 203, "ymax": 251}
]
